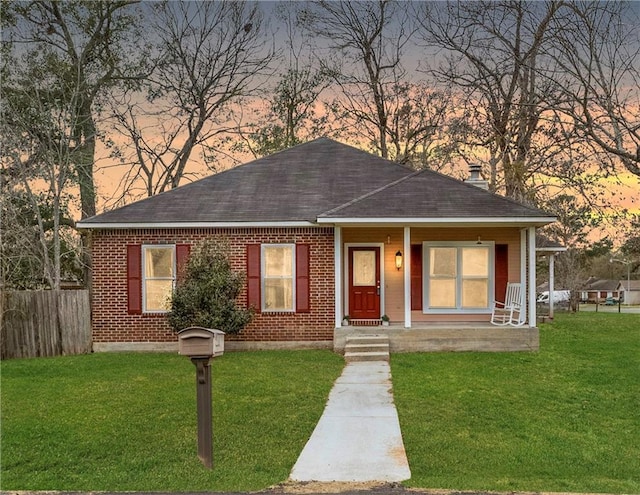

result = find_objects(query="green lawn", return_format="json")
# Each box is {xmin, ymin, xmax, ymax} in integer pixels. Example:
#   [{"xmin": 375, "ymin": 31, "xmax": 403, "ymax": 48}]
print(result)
[
  {"xmin": 0, "ymin": 350, "xmax": 344, "ymax": 491},
  {"xmin": 2, "ymin": 314, "xmax": 639, "ymax": 493},
  {"xmin": 392, "ymin": 313, "xmax": 640, "ymax": 494}
]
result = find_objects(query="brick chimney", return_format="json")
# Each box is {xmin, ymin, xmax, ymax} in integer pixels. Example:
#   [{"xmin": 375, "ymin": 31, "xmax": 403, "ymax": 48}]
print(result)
[{"xmin": 465, "ymin": 164, "xmax": 489, "ymax": 190}]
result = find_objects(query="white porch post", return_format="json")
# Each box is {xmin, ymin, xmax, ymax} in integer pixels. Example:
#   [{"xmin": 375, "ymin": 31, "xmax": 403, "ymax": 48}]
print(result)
[
  {"xmin": 334, "ymin": 226, "xmax": 343, "ymax": 327},
  {"xmin": 520, "ymin": 229, "xmax": 527, "ymax": 316},
  {"xmin": 520, "ymin": 229, "xmax": 527, "ymax": 294},
  {"xmin": 404, "ymin": 226, "xmax": 411, "ymax": 328},
  {"xmin": 548, "ymin": 253, "xmax": 555, "ymax": 320},
  {"xmin": 528, "ymin": 226, "xmax": 537, "ymax": 326}
]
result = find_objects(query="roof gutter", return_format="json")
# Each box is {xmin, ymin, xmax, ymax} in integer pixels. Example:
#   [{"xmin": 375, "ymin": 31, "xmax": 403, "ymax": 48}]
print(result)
[
  {"xmin": 75, "ymin": 220, "xmax": 319, "ymax": 230},
  {"xmin": 76, "ymin": 217, "xmax": 557, "ymax": 230},
  {"xmin": 536, "ymin": 246, "xmax": 568, "ymax": 253},
  {"xmin": 315, "ymin": 216, "xmax": 557, "ymax": 227}
]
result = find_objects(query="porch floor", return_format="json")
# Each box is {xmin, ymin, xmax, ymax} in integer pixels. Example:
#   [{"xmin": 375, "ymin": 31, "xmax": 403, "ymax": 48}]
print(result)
[{"xmin": 334, "ymin": 322, "xmax": 538, "ymax": 353}]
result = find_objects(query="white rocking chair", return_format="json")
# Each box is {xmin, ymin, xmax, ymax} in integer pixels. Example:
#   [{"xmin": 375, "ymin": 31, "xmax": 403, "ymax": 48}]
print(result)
[{"xmin": 491, "ymin": 282, "xmax": 526, "ymax": 326}]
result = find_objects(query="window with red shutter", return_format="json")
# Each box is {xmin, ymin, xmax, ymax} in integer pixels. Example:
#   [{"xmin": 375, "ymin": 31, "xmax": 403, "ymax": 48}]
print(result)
[
  {"xmin": 127, "ymin": 244, "xmax": 186, "ymax": 314},
  {"xmin": 246, "ymin": 243, "xmax": 311, "ymax": 313}
]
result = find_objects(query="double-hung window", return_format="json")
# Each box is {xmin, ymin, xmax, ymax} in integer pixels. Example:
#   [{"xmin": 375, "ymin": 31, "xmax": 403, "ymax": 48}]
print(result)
[
  {"xmin": 424, "ymin": 242, "xmax": 493, "ymax": 312},
  {"xmin": 143, "ymin": 245, "xmax": 176, "ymax": 313},
  {"xmin": 246, "ymin": 243, "xmax": 310, "ymax": 314},
  {"xmin": 262, "ymin": 244, "xmax": 295, "ymax": 312}
]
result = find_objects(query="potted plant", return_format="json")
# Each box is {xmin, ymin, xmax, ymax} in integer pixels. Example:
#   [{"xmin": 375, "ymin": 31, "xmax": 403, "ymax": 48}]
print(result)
[
  {"xmin": 381, "ymin": 314, "xmax": 390, "ymax": 326},
  {"xmin": 342, "ymin": 315, "xmax": 350, "ymax": 326}
]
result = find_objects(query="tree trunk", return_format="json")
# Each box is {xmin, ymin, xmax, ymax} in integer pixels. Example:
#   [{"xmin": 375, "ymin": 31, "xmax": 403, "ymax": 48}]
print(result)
[{"xmin": 77, "ymin": 107, "xmax": 97, "ymax": 219}]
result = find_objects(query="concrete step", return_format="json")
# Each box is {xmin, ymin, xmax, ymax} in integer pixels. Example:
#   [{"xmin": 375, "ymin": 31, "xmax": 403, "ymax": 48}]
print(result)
[
  {"xmin": 344, "ymin": 342, "xmax": 389, "ymax": 354},
  {"xmin": 344, "ymin": 334, "xmax": 390, "ymax": 362},
  {"xmin": 346, "ymin": 334, "xmax": 389, "ymax": 345},
  {"xmin": 344, "ymin": 351, "xmax": 390, "ymax": 363}
]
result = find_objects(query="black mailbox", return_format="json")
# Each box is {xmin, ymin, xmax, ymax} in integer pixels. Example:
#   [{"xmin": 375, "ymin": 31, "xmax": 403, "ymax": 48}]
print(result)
[{"xmin": 178, "ymin": 327, "xmax": 225, "ymax": 358}]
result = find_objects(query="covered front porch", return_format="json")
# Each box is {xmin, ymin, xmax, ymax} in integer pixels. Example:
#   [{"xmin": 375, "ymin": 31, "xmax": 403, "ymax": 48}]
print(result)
[{"xmin": 328, "ymin": 224, "xmax": 542, "ymax": 330}]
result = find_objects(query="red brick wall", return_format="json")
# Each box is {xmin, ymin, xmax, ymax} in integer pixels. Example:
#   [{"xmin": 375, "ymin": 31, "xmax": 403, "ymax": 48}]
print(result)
[{"xmin": 90, "ymin": 228, "xmax": 335, "ymax": 343}]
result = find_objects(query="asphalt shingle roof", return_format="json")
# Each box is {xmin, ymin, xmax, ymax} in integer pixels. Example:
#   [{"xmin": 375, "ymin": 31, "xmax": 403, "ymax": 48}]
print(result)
[
  {"xmin": 318, "ymin": 168, "xmax": 548, "ymax": 219},
  {"xmin": 78, "ymin": 137, "xmax": 552, "ymax": 226},
  {"xmin": 587, "ymin": 279, "xmax": 621, "ymax": 291}
]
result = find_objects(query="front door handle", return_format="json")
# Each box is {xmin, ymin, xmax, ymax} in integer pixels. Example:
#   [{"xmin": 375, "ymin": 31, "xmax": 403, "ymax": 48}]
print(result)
[{"xmin": 376, "ymin": 281, "xmax": 380, "ymax": 296}]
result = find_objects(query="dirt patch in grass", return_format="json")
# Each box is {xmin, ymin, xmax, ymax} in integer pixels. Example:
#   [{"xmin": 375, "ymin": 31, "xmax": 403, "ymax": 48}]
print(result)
[
  {"xmin": 265, "ymin": 481, "xmax": 512, "ymax": 494},
  {"xmin": 266, "ymin": 481, "xmax": 620, "ymax": 495},
  {"xmin": 268, "ymin": 480, "xmax": 396, "ymax": 493}
]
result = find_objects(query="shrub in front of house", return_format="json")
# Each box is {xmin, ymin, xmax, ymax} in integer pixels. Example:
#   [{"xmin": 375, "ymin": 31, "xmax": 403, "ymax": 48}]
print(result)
[{"xmin": 168, "ymin": 240, "xmax": 253, "ymax": 334}]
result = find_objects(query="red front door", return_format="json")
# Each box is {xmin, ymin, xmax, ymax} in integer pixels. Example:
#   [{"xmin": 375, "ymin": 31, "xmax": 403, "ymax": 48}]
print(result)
[{"xmin": 348, "ymin": 246, "xmax": 381, "ymax": 320}]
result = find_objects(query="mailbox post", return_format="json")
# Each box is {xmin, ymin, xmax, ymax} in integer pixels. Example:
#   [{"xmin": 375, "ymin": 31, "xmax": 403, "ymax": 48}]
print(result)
[{"xmin": 178, "ymin": 327, "xmax": 225, "ymax": 469}]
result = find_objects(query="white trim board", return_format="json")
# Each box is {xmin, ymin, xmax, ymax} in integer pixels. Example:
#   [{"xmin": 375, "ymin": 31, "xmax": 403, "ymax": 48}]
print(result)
[
  {"xmin": 76, "ymin": 221, "xmax": 318, "ymax": 229},
  {"xmin": 317, "ymin": 217, "xmax": 556, "ymax": 227}
]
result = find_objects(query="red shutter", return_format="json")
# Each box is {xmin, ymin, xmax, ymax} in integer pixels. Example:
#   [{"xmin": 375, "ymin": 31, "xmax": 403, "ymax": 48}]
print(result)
[
  {"xmin": 411, "ymin": 244, "xmax": 423, "ymax": 311},
  {"xmin": 495, "ymin": 244, "xmax": 509, "ymax": 301},
  {"xmin": 176, "ymin": 244, "xmax": 191, "ymax": 284},
  {"xmin": 296, "ymin": 244, "xmax": 311, "ymax": 313},
  {"xmin": 246, "ymin": 244, "xmax": 261, "ymax": 312},
  {"xmin": 127, "ymin": 245, "xmax": 142, "ymax": 314}
]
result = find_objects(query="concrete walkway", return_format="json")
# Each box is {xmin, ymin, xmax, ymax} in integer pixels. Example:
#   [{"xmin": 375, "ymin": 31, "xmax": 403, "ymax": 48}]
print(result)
[{"xmin": 290, "ymin": 361, "xmax": 411, "ymax": 482}]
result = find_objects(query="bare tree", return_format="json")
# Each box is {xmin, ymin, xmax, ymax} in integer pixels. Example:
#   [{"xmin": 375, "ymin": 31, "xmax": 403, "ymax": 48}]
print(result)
[
  {"xmin": 416, "ymin": 0, "xmax": 571, "ymax": 202},
  {"xmin": 416, "ymin": 0, "xmax": 640, "ymax": 207},
  {"xmin": 108, "ymin": 0, "xmax": 275, "ymax": 202},
  {"xmin": 383, "ymin": 81, "xmax": 452, "ymax": 168},
  {"xmin": 234, "ymin": 0, "xmax": 332, "ymax": 158},
  {"xmin": 303, "ymin": 0, "xmax": 416, "ymax": 159},
  {"xmin": 549, "ymin": 1, "xmax": 640, "ymax": 177}
]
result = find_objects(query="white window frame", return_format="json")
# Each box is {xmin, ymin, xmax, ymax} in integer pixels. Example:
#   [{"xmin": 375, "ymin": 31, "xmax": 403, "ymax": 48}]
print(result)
[
  {"xmin": 142, "ymin": 244, "xmax": 176, "ymax": 314},
  {"xmin": 261, "ymin": 244, "xmax": 296, "ymax": 313},
  {"xmin": 423, "ymin": 241, "xmax": 495, "ymax": 314}
]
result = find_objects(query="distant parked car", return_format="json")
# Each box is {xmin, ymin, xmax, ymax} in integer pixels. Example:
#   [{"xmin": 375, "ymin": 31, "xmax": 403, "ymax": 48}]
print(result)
[{"xmin": 537, "ymin": 290, "xmax": 571, "ymax": 304}]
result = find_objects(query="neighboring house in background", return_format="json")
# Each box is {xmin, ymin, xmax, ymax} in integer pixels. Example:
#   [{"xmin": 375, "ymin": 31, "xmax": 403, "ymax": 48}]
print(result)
[
  {"xmin": 76, "ymin": 138, "xmax": 556, "ymax": 353},
  {"xmin": 580, "ymin": 278, "xmax": 622, "ymax": 303},
  {"xmin": 617, "ymin": 280, "xmax": 640, "ymax": 305}
]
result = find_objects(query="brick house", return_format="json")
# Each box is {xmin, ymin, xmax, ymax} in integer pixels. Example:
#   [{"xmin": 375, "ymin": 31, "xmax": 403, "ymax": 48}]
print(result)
[{"xmin": 77, "ymin": 138, "xmax": 555, "ymax": 352}]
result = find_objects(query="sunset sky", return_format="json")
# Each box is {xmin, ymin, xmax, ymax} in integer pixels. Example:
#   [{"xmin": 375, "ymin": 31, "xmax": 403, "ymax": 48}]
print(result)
[{"xmin": 89, "ymin": 0, "xmax": 639, "ymax": 243}]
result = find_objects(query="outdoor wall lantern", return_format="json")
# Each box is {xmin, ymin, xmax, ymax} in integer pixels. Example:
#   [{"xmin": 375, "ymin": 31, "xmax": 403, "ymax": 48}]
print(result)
[{"xmin": 395, "ymin": 250, "xmax": 403, "ymax": 270}]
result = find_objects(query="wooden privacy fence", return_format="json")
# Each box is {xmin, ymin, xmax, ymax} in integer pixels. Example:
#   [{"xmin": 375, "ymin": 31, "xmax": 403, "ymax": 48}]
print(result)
[{"xmin": 1, "ymin": 290, "xmax": 91, "ymax": 359}]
